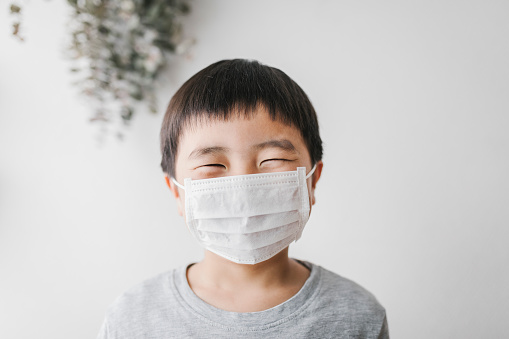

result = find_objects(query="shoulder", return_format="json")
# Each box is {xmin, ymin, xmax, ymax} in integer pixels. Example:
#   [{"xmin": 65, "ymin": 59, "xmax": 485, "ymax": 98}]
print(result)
[
  {"xmin": 305, "ymin": 262, "xmax": 388, "ymax": 336},
  {"xmin": 100, "ymin": 268, "xmax": 180, "ymax": 336},
  {"xmin": 109, "ymin": 269, "xmax": 174, "ymax": 312},
  {"xmin": 318, "ymin": 264, "xmax": 384, "ymax": 310}
]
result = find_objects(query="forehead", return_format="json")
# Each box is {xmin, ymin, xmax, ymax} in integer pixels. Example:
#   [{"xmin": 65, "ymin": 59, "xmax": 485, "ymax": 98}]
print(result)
[{"xmin": 176, "ymin": 108, "xmax": 310, "ymax": 160}]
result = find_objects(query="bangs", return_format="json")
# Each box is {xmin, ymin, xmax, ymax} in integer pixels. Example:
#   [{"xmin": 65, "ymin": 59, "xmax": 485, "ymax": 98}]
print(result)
[{"xmin": 169, "ymin": 60, "xmax": 304, "ymax": 126}]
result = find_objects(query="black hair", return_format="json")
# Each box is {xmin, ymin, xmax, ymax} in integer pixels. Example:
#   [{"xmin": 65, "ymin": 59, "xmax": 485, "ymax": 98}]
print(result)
[{"xmin": 160, "ymin": 59, "xmax": 323, "ymax": 177}]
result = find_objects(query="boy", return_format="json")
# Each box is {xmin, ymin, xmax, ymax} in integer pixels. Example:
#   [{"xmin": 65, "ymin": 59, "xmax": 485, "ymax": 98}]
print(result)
[{"xmin": 98, "ymin": 59, "xmax": 389, "ymax": 338}]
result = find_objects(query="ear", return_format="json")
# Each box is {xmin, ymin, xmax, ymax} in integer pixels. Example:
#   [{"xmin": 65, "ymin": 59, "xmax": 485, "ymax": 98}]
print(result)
[
  {"xmin": 310, "ymin": 161, "xmax": 323, "ymax": 206},
  {"xmin": 164, "ymin": 175, "xmax": 184, "ymax": 216}
]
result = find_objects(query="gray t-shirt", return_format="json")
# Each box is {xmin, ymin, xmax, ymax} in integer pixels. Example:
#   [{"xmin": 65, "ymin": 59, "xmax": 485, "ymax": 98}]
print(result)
[{"xmin": 97, "ymin": 261, "xmax": 389, "ymax": 338}]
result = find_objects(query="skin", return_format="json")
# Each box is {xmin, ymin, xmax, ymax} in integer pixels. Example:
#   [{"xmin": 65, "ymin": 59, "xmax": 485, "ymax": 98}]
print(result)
[{"xmin": 164, "ymin": 106, "xmax": 323, "ymax": 312}]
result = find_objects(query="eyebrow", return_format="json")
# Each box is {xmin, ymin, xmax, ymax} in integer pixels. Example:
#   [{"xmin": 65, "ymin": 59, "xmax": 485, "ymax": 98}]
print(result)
[
  {"xmin": 253, "ymin": 139, "xmax": 298, "ymax": 153},
  {"xmin": 188, "ymin": 139, "xmax": 298, "ymax": 160},
  {"xmin": 188, "ymin": 146, "xmax": 230, "ymax": 160}
]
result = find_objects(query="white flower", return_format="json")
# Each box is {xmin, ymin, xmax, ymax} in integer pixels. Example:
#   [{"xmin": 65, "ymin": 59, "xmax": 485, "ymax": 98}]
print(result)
[
  {"xmin": 120, "ymin": 0, "xmax": 135, "ymax": 13},
  {"xmin": 127, "ymin": 15, "xmax": 140, "ymax": 29},
  {"xmin": 76, "ymin": 32, "xmax": 87, "ymax": 43},
  {"xmin": 143, "ymin": 29, "xmax": 158, "ymax": 43},
  {"xmin": 143, "ymin": 46, "xmax": 162, "ymax": 73}
]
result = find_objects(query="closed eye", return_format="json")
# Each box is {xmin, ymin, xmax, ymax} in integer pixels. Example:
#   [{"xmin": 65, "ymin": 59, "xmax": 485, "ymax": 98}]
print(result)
[
  {"xmin": 201, "ymin": 164, "xmax": 226, "ymax": 168},
  {"xmin": 260, "ymin": 158, "xmax": 291, "ymax": 165}
]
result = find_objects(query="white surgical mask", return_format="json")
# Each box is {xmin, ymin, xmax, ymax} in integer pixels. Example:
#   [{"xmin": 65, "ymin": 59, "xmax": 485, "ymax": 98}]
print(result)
[{"xmin": 172, "ymin": 165, "xmax": 316, "ymax": 265}]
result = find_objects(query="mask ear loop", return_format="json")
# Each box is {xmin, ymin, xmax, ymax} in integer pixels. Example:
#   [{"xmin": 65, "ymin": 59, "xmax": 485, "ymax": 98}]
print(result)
[
  {"xmin": 171, "ymin": 177, "xmax": 185, "ymax": 190},
  {"xmin": 305, "ymin": 164, "xmax": 317, "ymax": 179}
]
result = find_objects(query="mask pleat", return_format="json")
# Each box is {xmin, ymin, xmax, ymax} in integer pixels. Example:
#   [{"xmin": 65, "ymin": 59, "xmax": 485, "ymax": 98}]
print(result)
[
  {"xmin": 195, "ymin": 210, "xmax": 300, "ymax": 234},
  {"xmin": 191, "ymin": 185, "xmax": 300, "ymax": 219},
  {"xmin": 198, "ymin": 221, "xmax": 299, "ymax": 250}
]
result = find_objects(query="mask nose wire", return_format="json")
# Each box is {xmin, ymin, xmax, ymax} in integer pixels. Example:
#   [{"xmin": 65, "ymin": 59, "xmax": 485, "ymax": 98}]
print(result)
[{"xmin": 172, "ymin": 163, "xmax": 317, "ymax": 190}]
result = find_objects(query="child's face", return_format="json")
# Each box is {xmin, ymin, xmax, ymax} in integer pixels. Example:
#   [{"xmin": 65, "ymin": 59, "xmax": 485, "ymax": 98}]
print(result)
[{"xmin": 165, "ymin": 106, "xmax": 323, "ymax": 217}]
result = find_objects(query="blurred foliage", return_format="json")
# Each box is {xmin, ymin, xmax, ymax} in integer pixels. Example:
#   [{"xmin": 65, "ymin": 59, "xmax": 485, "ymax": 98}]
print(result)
[
  {"xmin": 9, "ymin": 0, "xmax": 191, "ymax": 131},
  {"xmin": 9, "ymin": 3, "xmax": 23, "ymax": 41}
]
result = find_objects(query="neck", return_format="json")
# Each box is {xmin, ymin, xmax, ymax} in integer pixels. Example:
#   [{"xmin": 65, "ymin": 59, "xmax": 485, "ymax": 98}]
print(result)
[
  {"xmin": 186, "ymin": 248, "xmax": 311, "ymax": 312},
  {"xmin": 188, "ymin": 248, "xmax": 307, "ymax": 289}
]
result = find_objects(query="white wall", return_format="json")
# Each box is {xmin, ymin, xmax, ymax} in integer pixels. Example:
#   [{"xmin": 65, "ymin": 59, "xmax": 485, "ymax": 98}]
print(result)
[{"xmin": 1, "ymin": 1, "xmax": 508, "ymax": 338}]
